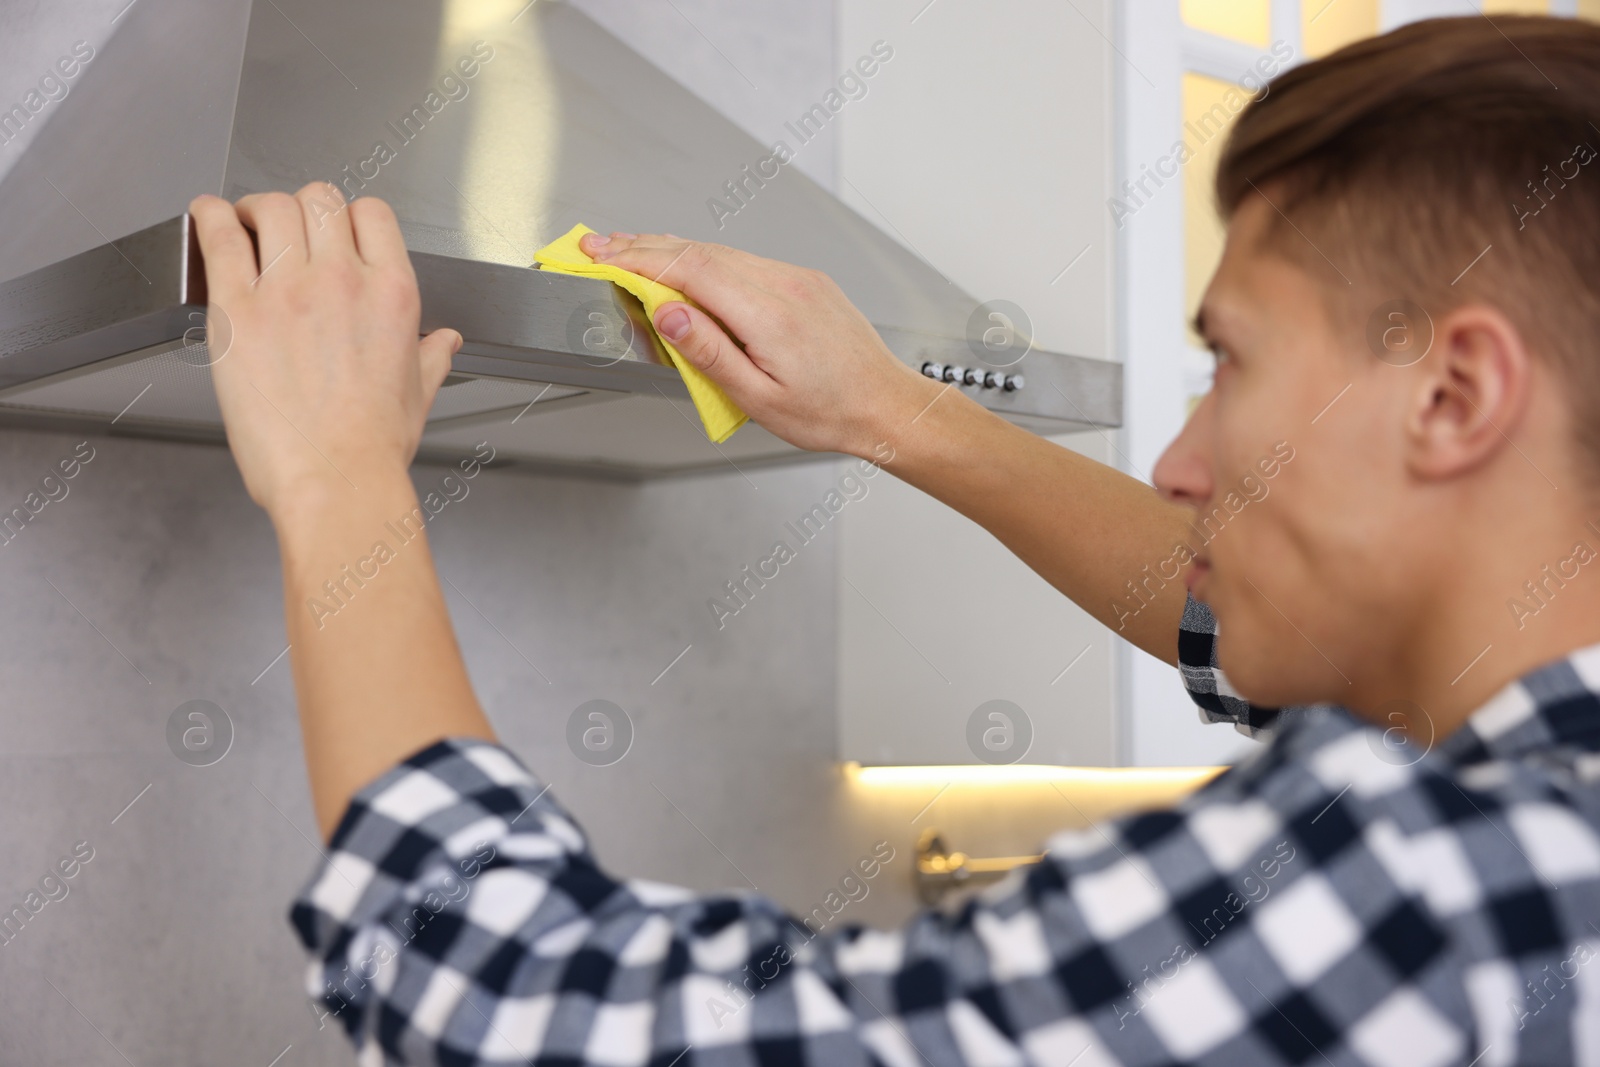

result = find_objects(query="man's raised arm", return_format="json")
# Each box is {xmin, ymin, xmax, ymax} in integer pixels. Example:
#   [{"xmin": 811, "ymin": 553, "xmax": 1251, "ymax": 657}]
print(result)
[
  {"xmin": 190, "ymin": 186, "xmax": 498, "ymax": 839},
  {"xmin": 583, "ymin": 232, "xmax": 1197, "ymax": 664}
]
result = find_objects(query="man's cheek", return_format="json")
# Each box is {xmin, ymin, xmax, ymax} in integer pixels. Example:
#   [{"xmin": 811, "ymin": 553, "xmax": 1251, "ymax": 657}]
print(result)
[{"xmin": 1208, "ymin": 478, "xmax": 1268, "ymax": 576}]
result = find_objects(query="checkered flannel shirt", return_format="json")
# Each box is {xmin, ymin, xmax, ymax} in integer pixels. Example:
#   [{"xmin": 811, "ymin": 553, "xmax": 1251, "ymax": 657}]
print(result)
[{"xmin": 293, "ymin": 596, "xmax": 1600, "ymax": 1066}]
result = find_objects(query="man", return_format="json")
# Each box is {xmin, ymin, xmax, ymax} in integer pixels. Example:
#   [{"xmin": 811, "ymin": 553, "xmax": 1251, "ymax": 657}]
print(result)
[{"xmin": 190, "ymin": 15, "xmax": 1600, "ymax": 1066}]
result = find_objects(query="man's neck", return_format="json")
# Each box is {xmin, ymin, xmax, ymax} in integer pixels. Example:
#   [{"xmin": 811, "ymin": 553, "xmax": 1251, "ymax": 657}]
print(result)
[{"xmin": 1388, "ymin": 509, "xmax": 1600, "ymax": 747}]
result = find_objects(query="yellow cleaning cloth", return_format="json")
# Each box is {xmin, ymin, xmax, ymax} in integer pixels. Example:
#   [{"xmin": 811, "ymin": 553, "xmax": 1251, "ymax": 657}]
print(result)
[{"xmin": 533, "ymin": 224, "xmax": 748, "ymax": 444}]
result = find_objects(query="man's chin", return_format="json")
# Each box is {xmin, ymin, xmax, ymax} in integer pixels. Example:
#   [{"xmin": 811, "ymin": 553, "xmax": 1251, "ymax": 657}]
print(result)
[
  {"xmin": 1208, "ymin": 587, "xmax": 1293, "ymax": 707},
  {"xmin": 1215, "ymin": 632, "xmax": 1338, "ymax": 709}
]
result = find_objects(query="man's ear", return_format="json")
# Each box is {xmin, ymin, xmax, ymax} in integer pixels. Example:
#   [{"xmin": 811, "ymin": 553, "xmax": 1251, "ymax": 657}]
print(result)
[{"xmin": 1404, "ymin": 304, "xmax": 1532, "ymax": 482}]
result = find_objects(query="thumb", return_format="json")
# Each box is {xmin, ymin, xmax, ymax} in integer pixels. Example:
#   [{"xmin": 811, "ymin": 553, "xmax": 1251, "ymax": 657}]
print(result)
[
  {"xmin": 418, "ymin": 327, "xmax": 462, "ymax": 404},
  {"xmin": 654, "ymin": 302, "xmax": 768, "ymax": 403}
]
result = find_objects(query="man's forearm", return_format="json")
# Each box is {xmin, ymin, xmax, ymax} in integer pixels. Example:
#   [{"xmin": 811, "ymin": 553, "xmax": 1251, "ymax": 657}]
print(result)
[
  {"xmin": 273, "ymin": 471, "xmax": 497, "ymax": 840},
  {"xmin": 574, "ymin": 232, "xmax": 1197, "ymax": 663},
  {"xmin": 870, "ymin": 376, "xmax": 1196, "ymax": 665}
]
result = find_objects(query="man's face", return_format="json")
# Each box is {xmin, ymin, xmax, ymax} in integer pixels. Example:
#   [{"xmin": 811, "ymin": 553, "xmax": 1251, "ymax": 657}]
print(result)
[{"xmin": 1153, "ymin": 194, "xmax": 1425, "ymax": 711}]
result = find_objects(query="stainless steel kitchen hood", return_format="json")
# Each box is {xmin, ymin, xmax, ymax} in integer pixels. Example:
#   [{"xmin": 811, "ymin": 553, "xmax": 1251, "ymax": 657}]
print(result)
[{"xmin": 0, "ymin": 0, "xmax": 1120, "ymax": 477}]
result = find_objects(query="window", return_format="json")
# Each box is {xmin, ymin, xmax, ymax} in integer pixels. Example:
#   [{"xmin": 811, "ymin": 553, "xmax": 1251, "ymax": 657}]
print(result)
[
  {"xmin": 1182, "ymin": 0, "xmax": 1271, "ymax": 46},
  {"xmin": 1304, "ymin": 0, "xmax": 1379, "ymax": 57},
  {"xmin": 1176, "ymin": 0, "xmax": 1379, "ymax": 380},
  {"xmin": 1181, "ymin": 72, "xmax": 1243, "ymax": 350}
]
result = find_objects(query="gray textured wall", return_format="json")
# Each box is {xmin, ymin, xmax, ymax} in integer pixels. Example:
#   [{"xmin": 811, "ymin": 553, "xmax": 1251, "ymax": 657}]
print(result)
[{"xmin": 0, "ymin": 428, "xmax": 1105, "ymax": 1067}]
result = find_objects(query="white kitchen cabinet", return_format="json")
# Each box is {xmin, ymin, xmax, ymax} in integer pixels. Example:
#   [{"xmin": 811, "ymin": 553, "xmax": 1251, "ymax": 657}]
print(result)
[
  {"xmin": 834, "ymin": 0, "xmax": 1123, "ymax": 765},
  {"xmin": 835, "ymin": 432, "xmax": 1118, "ymax": 766}
]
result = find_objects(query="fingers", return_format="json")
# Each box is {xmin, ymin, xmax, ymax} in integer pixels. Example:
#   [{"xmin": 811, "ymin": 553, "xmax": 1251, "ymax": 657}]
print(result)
[
  {"xmin": 417, "ymin": 327, "xmax": 461, "ymax": 407},
  {"xmin": 188, "ymin": 195, "xmax": 260, "ymax": 301},
  {"xmin": 234, "ymin": 192, "xmax": 309, "ymax": 280},
  {"xmin": 587, "ymin": 234, "xmax": 807, "ymax": 348},
  {"xmin": 588, "ymin": 234, "xmax": 766, "ymax": 300},
  {"xmin": 579, "ymin": 231, "xmax": 636, "ymax": 257},
  {"xmin": 654, "ymin": 301, "xmax": 771, "ymax": 406},
  {"xmin": 297, "ymin": 181, "xmax": 357, "ymax": 260},
  {"xmin": 348, "ymin": 197, "xmax": 412, "ymax": 271}
]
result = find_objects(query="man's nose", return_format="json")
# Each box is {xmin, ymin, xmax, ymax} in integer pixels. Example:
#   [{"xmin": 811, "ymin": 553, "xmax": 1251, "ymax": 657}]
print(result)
[{"xmin": 1153, "ymin": 390, "xmax": 1215, "ymax": 509}]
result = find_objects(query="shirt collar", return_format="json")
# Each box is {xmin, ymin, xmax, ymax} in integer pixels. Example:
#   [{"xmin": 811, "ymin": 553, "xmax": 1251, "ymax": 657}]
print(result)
[{"xmin": 1437, "ymin": 641, "xmax": 1600, "ymax": 764}]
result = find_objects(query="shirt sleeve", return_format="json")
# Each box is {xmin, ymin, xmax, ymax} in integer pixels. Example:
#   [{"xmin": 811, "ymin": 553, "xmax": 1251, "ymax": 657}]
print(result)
[
  {"xmin": 1177, "ymin": 594, "xmax": 1284, "ymax": 738},
  {"xmin": 289, "ymin": 733, "xmax": 1462, "ymax": 1067}
]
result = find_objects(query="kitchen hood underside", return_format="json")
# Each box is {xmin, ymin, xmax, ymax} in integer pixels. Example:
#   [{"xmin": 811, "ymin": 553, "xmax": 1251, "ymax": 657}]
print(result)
[{"xmin": 0, "ymin": 0, "xmax": 1120, "ymax": 477}]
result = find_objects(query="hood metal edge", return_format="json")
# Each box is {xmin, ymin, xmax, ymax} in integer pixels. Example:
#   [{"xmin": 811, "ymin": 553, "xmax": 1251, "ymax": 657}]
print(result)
[{"xmin": 0, "ymin": 213, "xmax": 1122, "ymax": 438}]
